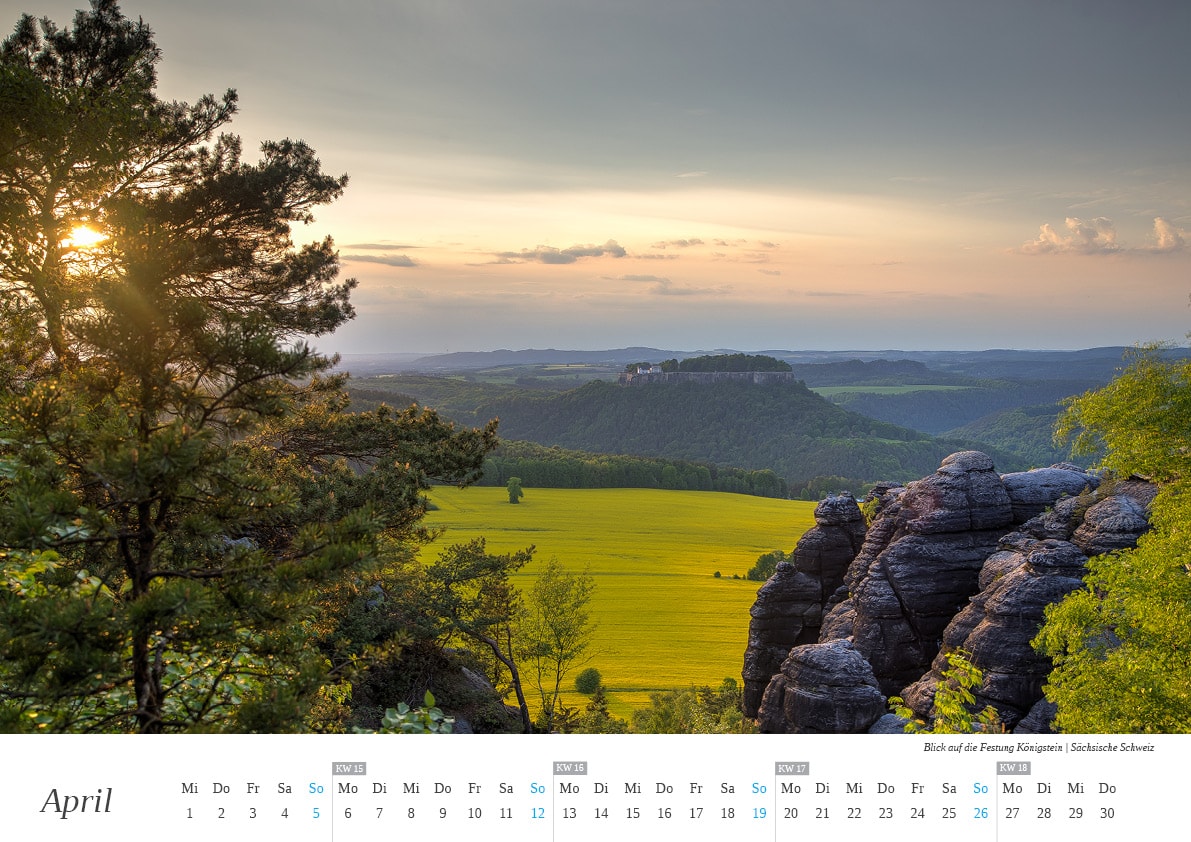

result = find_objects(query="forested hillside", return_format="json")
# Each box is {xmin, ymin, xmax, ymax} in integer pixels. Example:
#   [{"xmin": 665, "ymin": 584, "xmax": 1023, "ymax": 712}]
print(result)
[
  {"xmin": 942, "ymin": 405, "xmax": 1072, "ymax": 467},
  {"xmin": 824, "ymin": 379, "xmax": 1099, "ymax": 435},
  {"xmin": 351, "ymin": 376, "xmax": 1028, "ymax": 487}
]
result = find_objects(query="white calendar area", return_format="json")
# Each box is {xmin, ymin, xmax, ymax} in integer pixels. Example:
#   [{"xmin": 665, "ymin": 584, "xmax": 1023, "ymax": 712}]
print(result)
[{"xmin": 3, "ymin": 733, "xmax": 1180, "ymax": 840}]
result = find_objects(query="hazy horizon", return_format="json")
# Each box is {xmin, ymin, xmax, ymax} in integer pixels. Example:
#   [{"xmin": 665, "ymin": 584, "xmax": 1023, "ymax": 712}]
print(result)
[
  {"xmin": 10, "ymin": 1, "xmax": 1190, "ymax": 356},
  {"xmin": 335, "ymin": 342, "xmax": 1163, "ymax": 359}
]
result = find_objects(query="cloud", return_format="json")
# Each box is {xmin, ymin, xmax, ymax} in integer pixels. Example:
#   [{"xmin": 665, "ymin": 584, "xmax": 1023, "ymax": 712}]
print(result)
[
  {"xmin": 1145, "ymin": 217, "xmax": 1187, "ymax": 253},
  {"xmin": 649, "ymin": 278, "xmax": 728, "ymax": 296},
  {"xmin": 676, "ymin": 171, "xmax": 708, "ymax": 178},
  {"xmin": 712, "ymin": 251, "xmax": 772, "ymax": 264},
  {"xmin": 1019, "ymin": 217, "xmax": 1120, "ymax": 255},
  {"xmin": 344, "ymin": 253, "xmax": 419, "ymax": 267},
  {"xmin": 638, "ymin": 253, "xmax": 681, "ymax": 261},
  {"xmin": 649, "ymin": 238, "xmax": 704, "ymax": 249},
  {"xmin": 343, "ymin": 242, "xmax": 420, "ymax": 250},
  {"xmin": 616, "ymin": 274, "xmax": 671, "ymax": 284},
  {"xmin": 1019, "ymin": 216, "xmax": 1188, "ymax": 255},
  {"xmin": 492, "ymin": 239, "xmax": 627, "ymax": 264},
  {"xmin": 758, "ymin": 269, "xmax": 782, "ymax": 276}
]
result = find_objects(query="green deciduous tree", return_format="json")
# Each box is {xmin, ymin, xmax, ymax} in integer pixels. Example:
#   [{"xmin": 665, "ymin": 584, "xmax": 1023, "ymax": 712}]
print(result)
[
  {"xmin": 573, "ymin": 685, "xmax": 627, "ymax": 733},
  {"xmin": 746, "ymin": 549, "xmax": 787, "ymax": 582},
  {"xmin": 506, "ymin": 476, "xmax": 524, "ymax": 504},
  {"xmin": 0, "ymin": 2, "xmax": 497, "ymax": 733},
  {"xmin": 574, "ymin": 666, "xmax": 601, "ymax": 694},
  {"xmin": 421, "ymin": 538, "xmax": 534, "ymax": 733},
  {"xmin": 629, "ymin": 678, "xmax": 753, "ymax": 734},
  {"xmin": 1034, "ymin": 346, "xmax": 1191, "ymax": 732},
  {"xmin": 518, "ymin": 558, "xmax": 595, "ymax": 730}
]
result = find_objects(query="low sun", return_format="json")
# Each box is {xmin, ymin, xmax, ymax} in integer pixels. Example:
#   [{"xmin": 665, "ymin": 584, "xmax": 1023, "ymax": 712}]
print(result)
[{"xmin": 65, "ymin": 224, "xmax": 106, "ymax": 248}]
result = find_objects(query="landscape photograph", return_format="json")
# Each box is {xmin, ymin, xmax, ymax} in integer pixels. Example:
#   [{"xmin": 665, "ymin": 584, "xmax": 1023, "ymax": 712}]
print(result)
[{"xmin": 2, "ymin": 0, "xmax": 1189, "ymax": 736}]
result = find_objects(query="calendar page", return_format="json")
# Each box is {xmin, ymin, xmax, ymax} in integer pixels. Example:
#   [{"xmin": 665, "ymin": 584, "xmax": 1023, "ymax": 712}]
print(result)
[{"xmin": 2, "ymin": 732, "xmax": 1179, "ymax": 840}]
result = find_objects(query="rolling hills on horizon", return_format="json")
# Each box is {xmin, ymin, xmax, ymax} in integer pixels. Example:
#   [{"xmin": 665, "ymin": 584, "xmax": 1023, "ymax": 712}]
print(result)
[
  {"xmin": 341, "ymin": 347, "xmax": 1191, "ymax": 483},
  {"xmin": 349, "ymin": 374, "xmax": 1033, "ymax": 491},
  {"xmin": 335, "ymin": 344, "xmax": 1190, "ymax": 379}
]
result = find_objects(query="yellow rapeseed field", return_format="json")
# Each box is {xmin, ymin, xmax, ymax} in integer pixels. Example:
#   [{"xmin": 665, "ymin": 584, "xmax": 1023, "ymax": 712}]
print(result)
[{"xmin": 420, "ymin": 487, "xmax": 817, "ymax": 715}]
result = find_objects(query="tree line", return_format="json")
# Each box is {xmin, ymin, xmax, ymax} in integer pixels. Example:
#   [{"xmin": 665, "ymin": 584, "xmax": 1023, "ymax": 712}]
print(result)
[{"xmin": 477, "ymin": 442, "xmax": 789, "ymax": 497}]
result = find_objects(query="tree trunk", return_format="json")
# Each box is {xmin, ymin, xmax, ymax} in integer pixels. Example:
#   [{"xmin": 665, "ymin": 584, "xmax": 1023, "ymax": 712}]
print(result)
[{"xmin": 477, "ymin": 630, "xmax": 532, "ymax": 733}]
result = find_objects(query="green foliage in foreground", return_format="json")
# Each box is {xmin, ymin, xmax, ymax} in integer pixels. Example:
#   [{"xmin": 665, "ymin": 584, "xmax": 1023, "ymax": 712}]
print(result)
[
  {"xmin": 629, "ymin": 679, "xmax": 755, "ymax": 734},
  {"xmin": 1035, "ymin": 347, "xmax": 1191, "ymax": 732},
  {"xmin": 366, "ymin": 692, "xmax": 454, "ymax": 734},
  {"xmin": 889, "ymin": 651, "xmax": 1002, "ymax": 734}
]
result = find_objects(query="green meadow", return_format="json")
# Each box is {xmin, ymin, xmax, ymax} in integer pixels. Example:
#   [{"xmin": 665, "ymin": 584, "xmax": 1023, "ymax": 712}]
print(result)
[{"xmin": 420, "ymin": 487, "xmax": 817, "ymax": 716}]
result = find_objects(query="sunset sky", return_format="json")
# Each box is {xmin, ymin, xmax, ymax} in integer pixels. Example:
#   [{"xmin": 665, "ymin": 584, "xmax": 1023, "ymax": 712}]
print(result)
[{"xmin": 12, "ymin": 1, "xmax": 1191, "ymax": 354}]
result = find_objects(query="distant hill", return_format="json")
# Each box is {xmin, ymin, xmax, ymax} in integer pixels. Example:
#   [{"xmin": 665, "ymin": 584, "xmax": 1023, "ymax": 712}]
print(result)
[
  {"xmin": 823, "ymin": 379, "xmax": 1099, "ymax": 435},
  {"xmin": 341, "ymin": 347, "xmax": 1191, "ymax": 482},
  {"xmin": 786, "ymin": 358, "xmax": 974, "ymax": 386},
  {"xmin": 338, "ymin": 345, "xmax": 1191, "ymax": 380},
  {"xmin": 350, "ymin": 375, "xmax": 1029, "ymax": 487},
  {"xmin": 941, "ymin": 404, "xmax": 1075, "ymax": 468}
]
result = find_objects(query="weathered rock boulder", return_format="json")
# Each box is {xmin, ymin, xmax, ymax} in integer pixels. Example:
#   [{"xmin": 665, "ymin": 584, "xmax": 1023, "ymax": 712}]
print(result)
[
  {"xmin": 1001, "ymin": 463, "xmax": 1098, "ymax": 522},
  {"xmin": 795, "ymin": 493, "xmax": 869, "ymax": 594},
  {"xmin": 756, "ymin": 639, "xmax": 887, "ymax": 734},
  {"xmin": 746, "ymin": 453, "xmax": 1155, "ymax": 735},
  {"xmin": 1015, "ymin": 699, "xmax": 1059, "ymax": 734},
  {"xmin": 742, "ymin": 562, "xmax": 822, "ymax": 716},
  {"xmin": 822, "ymin": 452, "xmax": 1015, "ymax": 694},
  {"xmin": 1072, "ymin": 493, "xmax": 1151, "ymax": 556},
  {"xmin": 742, "ymin": 494, "xmax": 866, "ymax": 716},
  {"xmin": 900, "ymin": 538, "xmax": 1089, "ymax": 730},
  {"xmin": 898, "ymin": 476, "xmax": 1154, "ymax": 733},
  {"xmin": 1021, "ymin": 477, "xmax": 1156, "ymax": 549}
]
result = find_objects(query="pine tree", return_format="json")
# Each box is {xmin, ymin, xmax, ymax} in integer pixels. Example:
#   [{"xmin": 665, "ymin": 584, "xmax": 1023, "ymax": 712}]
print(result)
[{"xmin": 0, "ymin": 1, "xmax": 497, "ymax": 733}]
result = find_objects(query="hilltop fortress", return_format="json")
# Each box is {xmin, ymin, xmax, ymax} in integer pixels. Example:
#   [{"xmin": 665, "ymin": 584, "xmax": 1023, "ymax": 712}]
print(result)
[
  {"xmin": 618, "ymin": 370, "xmax": 800, "ymax": 385},
  {"xmin": 618, "ymin": 353, "xmax": 800, "ymax": 385}
]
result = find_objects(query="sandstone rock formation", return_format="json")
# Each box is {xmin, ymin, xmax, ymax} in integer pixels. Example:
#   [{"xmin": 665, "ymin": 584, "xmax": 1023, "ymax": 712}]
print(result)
[
  {"xmin": 899, "ymin": 537, "xmax": 1088, "ymax": 730},
  {"xmin": 741, "ymin": 493, "xmax": 866, "ymax": 717},
  {"xmin": 1001, "ymin": 463, "xmax": 1098, "ymax": 522},
  {"xmin": 746, "ymin": 453, "xmax": 1146, "ymax": 735},
  {"xmin": 756, "ymin": 639, "xmax": 887, "ymax": 734},
  {"xmin": 899, "ymin": 476, "xmax": 1155, "ymax": 732},
  {"xmin": 822, "ymin": 451, "xmax": 1016, "ymax": 695}
]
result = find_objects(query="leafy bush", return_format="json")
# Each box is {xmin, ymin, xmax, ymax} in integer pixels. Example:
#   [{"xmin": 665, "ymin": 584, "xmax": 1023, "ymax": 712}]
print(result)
[
  {"xmin": 630, "ymin": 678, "xmax": 754, "ymax": 734},
  {"xmin": 575, "ymin": 667, "xmax": 602, "ymax": 694},
  {"xmin": 747, "ymin": 550, "xmax": 787, "ymax": 581},
  {"xmin": 365, "ymin": 692, "xmax": 454, "ymax": 734},
  {"xmin": 889, "ymin": 650, "xmax": 1002, "ymax": 734}
]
